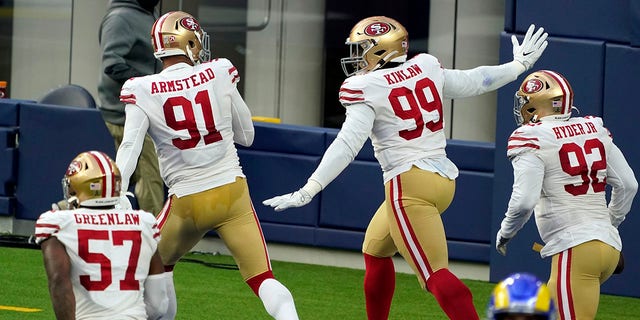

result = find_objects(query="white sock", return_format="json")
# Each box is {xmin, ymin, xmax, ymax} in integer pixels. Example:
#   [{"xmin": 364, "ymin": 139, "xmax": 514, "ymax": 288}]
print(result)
[
  {"xmin": 258, "ymin": 278, "xmax": 299, "ymax": 320},
  {"xmin": 159, "ymin": 271, "xmax": 177, "ymax": 320}
]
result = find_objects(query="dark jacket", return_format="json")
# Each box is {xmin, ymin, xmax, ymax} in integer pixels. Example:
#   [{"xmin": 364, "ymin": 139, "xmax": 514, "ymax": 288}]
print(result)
[{"xmin": 98, "ymin": 0, "xmax": 160, "ymax": 125}]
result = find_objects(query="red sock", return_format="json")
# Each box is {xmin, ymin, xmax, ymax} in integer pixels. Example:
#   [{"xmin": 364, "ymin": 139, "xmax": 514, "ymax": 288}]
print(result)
[
  {"xmin": 364, "ymin": 254, "xmax": 395, "ymax": 320},
  {"xmin": 426, "ymin": 268, "xmax": 479, "ymax": 320},
  {"xmin": 246, "ymin": 270, "xmax": 274, "ymax": 296}
]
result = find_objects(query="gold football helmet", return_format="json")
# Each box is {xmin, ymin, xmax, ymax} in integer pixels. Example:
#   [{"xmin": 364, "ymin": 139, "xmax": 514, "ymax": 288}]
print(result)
[
  {"xmin": 151, "ymin": 11, "xmax": 210, "ymax": 64},
  {"xmin": 341, "ymin": 16, "xmax": 409, "ymax": 77},
  {"xmin": 62, "ymin": 151, "xmax": 121, "ymax": 209},
  {"xmin": 514, "ymin": 70, "xmax": 575, "ymax": 125}
]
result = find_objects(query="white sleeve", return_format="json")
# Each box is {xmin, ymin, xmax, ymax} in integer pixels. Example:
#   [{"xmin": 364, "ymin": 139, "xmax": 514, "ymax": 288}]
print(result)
[
  {"xmin": 443, "ymin": 61, "xmax": 525, "ymax": 99},
  {"xmin": 308, "ymin": 104, "xmax": 375, "ymax": 188},
  {"xmin": 606, "ymin": 143, "xmax": 638, "ymax": 227},
  {"xmin": 499, "ymin": 152, "xmax": 544, "ymax": 239},
  {"xmin": 144, "ymin": 272, "xmax": 169, "ymax": 320},
  {"xmin": 230, "ymin": 88, "xmax": 255, "ymax": 147},
  {"xmin": 115, "ymin": 105, "xmax": 149, "ymax": 194}
]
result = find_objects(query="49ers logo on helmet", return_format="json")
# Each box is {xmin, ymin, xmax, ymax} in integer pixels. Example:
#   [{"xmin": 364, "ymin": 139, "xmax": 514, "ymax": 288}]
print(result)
[
  {"xmin": 523, "ymin": 78, "xmax": 543, "ymax": 93},
  {"xmin": 364, "ymin": 22, "xmax": 391, "ymax": 36},
  {"xmin": 180, "ymin": 17, "xmax": 200, "ymax": 31},
  {"xmin": 66, "ymin": 160, "xmax": 82, "ymax": 177}
]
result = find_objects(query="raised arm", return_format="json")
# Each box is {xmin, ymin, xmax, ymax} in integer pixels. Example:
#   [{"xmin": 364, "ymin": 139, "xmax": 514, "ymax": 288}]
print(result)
[{"xmin": 444, "ymin": 24, "xmax": 548, "ymax": 99}]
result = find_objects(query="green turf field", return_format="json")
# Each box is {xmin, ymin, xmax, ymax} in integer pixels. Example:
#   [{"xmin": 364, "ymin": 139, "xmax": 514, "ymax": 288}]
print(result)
[{"xmin": 1, "ymin": 246, "xmax": 639, "ymax": 319}]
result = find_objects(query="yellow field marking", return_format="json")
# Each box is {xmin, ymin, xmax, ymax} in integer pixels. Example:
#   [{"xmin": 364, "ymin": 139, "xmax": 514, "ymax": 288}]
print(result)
[
  {"xmin": 0, "ymin": 305, "xmax": 42, "ymax": 312},
  {"xmin": 252, "ymin": 116, "xmax": 281, "ymax": 123}
]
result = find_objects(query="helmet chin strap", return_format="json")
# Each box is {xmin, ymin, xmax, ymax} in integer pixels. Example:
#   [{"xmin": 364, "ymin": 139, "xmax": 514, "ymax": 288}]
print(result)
[
  {"xmin": 67, "ymin": 197, "xmax": 80, "ymax": 210},
  {"xmin": 186, "ymin": 47, "xmax": 198, "ymax": 65},
  {"xmin": 531, "ymin": 114, "xmax": 540, "ymax": 123}
]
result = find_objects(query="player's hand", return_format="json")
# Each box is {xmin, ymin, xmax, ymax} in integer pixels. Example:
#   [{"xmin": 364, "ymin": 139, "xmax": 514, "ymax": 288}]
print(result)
[
  {"xmin": 512, "ymin": 24, "xmax": 548, "ymax": 71},
  {"xmin": 263, "ymin": 189, "xmax": 313, "ymax": 212},
  {"xmin": 116, "ymin": 193, "xmax": 133, "ymax": 210},
  {"xmin": 263, "ymin": 179, "xmax": 322, "ymax": 212},
  {"xmin": 496, "ymin": 231, "xmax": 511, "ymax": 256}
]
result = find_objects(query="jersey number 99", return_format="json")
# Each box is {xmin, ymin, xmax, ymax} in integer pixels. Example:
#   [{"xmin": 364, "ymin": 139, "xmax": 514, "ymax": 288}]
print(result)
[{"xmin": 389, "ymin": 77, "xmax": 443, "ymax": 140}]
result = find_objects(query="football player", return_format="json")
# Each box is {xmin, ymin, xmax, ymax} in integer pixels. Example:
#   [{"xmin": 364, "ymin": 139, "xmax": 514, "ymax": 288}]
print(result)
[
  {"xmin": 36, "ymin": 151, "xmax": 168, "ymax": 319},
  {"xmin": 115, "ymin": 11, "xmax": 299, "ymax": 320},
  {"xmin": 495, "ymin": 70, "xmax": 638, "ymax": 319},
  {"xmin": 263, "ymin": 16, "xmax": 548, "ymax": 320},
  {"xmin": 487, "ymin": 273, "xmax": 556, "ymax": 320}
]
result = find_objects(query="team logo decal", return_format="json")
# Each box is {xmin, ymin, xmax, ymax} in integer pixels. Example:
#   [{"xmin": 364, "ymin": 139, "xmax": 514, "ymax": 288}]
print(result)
[
  {"xmin": 180, "ymin": 17, "xmax": 201, "ymax": 31},
  {"xmin": 364, "ymin": 22, "xmax": 391, "ymax": 36},
  {"xmin": 66, "ymin": 160, "xmax": 82, "ymax": 177},
  {"xmin": 523, "ymin": 78, "xmax": 543, "ymax": 93}
]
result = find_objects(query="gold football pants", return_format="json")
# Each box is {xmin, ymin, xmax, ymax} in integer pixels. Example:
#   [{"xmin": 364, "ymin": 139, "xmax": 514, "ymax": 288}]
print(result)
[
  {"xmin": 548, "ymin": 240, "xmax": 619, "ymax": 320},
  {"xmin": 362, "ymin": 166, "xmax": 455, "ymax": 289},
  {"xmin": 156, "ymin": 177, "xmax": 272, "ymax": 280}
]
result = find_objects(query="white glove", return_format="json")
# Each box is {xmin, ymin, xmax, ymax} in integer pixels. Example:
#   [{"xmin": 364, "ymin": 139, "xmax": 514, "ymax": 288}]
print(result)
[
  {"xmin": 116, "ymin": 193, "xmax": 133, "ymax": 210},
  {"xmin": 496, "ymin": 230, "xmax": 511, "ymax": 256},
  {"xmin": 512, "ymin": 24, "xmax": 548, "ymax": 71},
  {"xmin": 263, "ymin": 179, "xmax": 323, "ymax": 212}
]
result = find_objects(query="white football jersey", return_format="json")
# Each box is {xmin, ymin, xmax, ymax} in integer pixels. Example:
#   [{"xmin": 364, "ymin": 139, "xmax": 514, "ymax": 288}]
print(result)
[
  {"xmin": 35, "ymin": 209, "xmax": 160, "ymax": 319},
  {"xmin": 120, "ymin": 58, "xmax": 245, "ymax": 196},
  {"xmin": 507, "ymin": 116, "xmax": 622, "ymax": 256},
  {"xmin": 339, "ymin": 53, "xmax": 455, "ymax": 181}
]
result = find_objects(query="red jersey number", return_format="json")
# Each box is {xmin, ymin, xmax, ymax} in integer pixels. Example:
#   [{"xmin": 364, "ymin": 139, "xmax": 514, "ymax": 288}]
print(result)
[
  {"xmin": 164, "ymin": 90, "xmax": 223, "ymax": 150},
  {"xmin": 389, "ymin": 77, "xmax": 443, "ymax": 140},
  {"xmin": 559, "ymin": 138, "xmax": 607, "ymax": 196},
  {"xmin": 77, "ymin": 229, "xmax": 142, "ymax": 291}
]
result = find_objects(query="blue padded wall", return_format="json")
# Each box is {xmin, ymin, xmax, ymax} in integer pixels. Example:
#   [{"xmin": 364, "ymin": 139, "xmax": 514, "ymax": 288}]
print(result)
[
  {"xmin": 0, "ymin": 99, "xmax": 20, "ymax": 126},
  {"xmin": 237, "ymin": 122, "xmax": 327, "ymax": 245},
  {"xmin": 600, "ymin": 44, "xmax": 640, "ymax": 297},
  {"xmin": 318, "ymin": 131, "xmax": 382, "ymax": 238},
  {"xmin": 319, "ymin": 160, "xmax": 382, "ymax": 231},
  {"xmin": 240, "ymin": 150, "xmax": 322, "ymax": 227},
  {"xmin": 503, "ymin": 0, "xmax": 515, "ymax": 32},
  {"xmin": 0, "ymin": 128, "xmax": 17, "ymax": 196},
  {"xmin": 444, "ymin": 171, "xmax": 493, "ymax": 244},
  {"xmin": 15, "ymin": 103, "xmax": 115, "ymax": 221},
  {"xmin": 447, "ymin": 139, "xmax": 494, "ymax": 172},
  {"xmin": 514, "ymin": 0, "xmax": 630, "ymax": 43},
  {"xmin": 633, "ymin": 0, "xmax": 640, "ymax": 46},
  {"xmin": 0, "ymin": 99, "xmax": 22, "ymax": 216}
]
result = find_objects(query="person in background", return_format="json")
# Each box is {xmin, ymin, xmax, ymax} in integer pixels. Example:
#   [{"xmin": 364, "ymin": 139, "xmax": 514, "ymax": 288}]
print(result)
[
  {"xmin": 115, "ymin": 11, "xmax": 299, "ymax": 320},
  {"xmin": 487, "ymin": 272, "xmax": 556, "ymax": 320},
  {"xmin": 495, "ymin": 70, "xmax": 638, "ymax": 320},
  {"xmin": 263, "ymin": 16, "xmax": 548, "ymax": 320},
  {"xmin": 36, "ymin": 151, "xmax": 168, "ymax": 320},
  {"xmin": 98, "ymin": 0, "xmax": 165, "ymax": 215}
]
